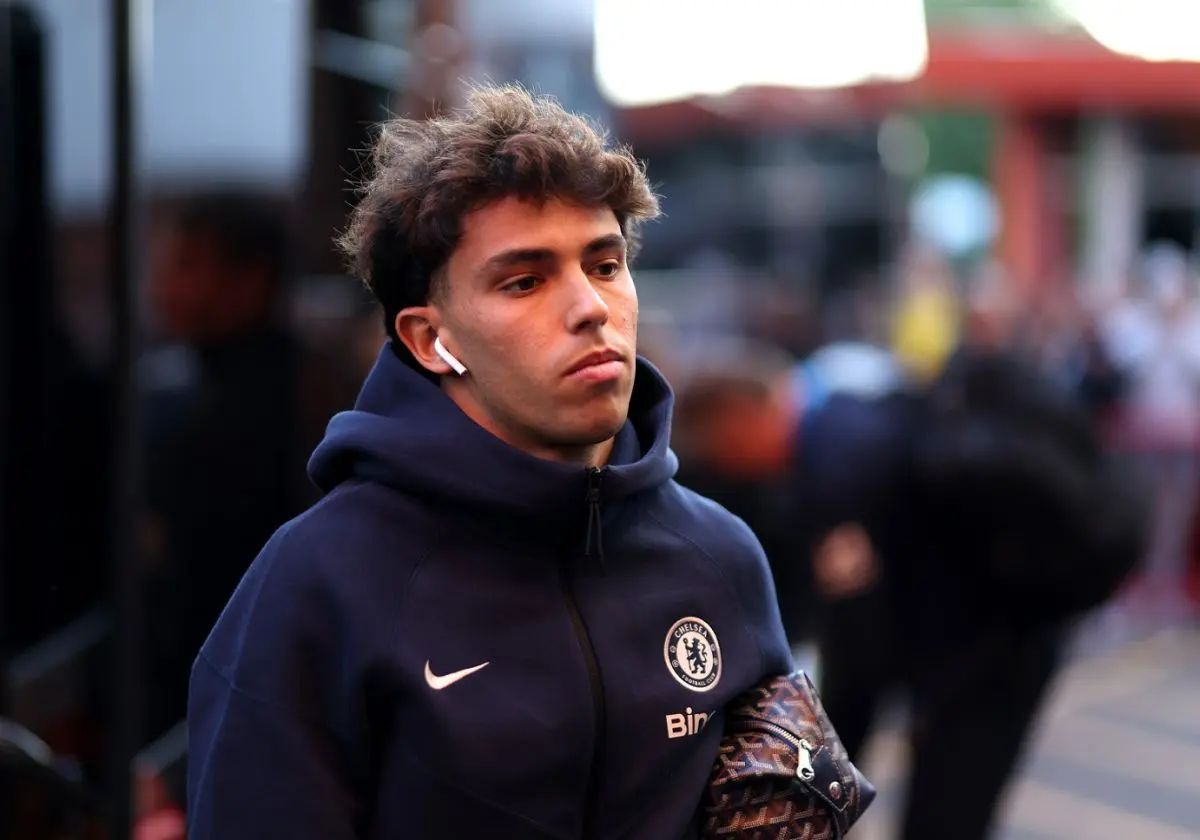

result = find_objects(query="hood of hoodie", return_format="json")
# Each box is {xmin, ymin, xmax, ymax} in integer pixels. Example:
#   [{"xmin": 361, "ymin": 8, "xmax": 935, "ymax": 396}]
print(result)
[{"xmin": 309, "ymin": 342, "xmax": 679, "ymax": 521}]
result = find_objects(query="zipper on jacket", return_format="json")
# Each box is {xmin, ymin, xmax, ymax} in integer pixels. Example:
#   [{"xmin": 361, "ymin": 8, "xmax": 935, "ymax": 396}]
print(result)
[
  {"xmin": 563, "ymin": 466, "xmax": 608, "ymax": 838},
  {"xmin": 734, "ymin": 716, "xmax": 816, "ymax": 782},
  {"xmin": 583, "ymin": 467, "xmax": 605, "ymax": 571}
]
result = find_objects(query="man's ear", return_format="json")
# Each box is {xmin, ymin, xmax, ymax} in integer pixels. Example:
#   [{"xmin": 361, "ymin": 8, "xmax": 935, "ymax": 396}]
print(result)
[{"xmin": 395, "ymin": 306, "xmax": 453, "ymax": 376}]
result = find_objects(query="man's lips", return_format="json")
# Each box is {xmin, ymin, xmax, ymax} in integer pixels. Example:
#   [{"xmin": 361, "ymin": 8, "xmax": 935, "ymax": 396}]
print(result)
[{"xmin": 565, "ymin": 349, "xmax": 625, "ymax": 382}]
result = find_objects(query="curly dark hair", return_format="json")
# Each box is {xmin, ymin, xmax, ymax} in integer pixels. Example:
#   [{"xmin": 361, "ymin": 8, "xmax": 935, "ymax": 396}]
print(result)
[{"xmin": 338, "ymin": 84, "xmax": 660, "ymax": 343}]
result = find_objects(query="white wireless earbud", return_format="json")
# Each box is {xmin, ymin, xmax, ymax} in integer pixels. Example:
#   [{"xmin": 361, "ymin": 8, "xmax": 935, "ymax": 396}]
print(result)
[{"xmin": 433, "ymin": 335, "xmax": 468, "ymax": 375}]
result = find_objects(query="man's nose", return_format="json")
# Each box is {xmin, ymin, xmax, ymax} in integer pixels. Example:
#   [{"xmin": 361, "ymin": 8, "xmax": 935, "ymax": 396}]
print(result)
[{"xmin": 563, "ymin": 269, "xmax": 610, "ymax": 333}]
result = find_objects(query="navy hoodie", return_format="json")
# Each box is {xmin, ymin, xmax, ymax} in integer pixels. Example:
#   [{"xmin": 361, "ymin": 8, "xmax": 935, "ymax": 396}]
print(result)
[{"xmin": 187, "ymin": 343, "xmax": 791, "ymax": 839}]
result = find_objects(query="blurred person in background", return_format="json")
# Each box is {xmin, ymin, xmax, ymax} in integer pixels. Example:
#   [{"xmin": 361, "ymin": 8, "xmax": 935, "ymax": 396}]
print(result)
[
  {"xmin": 186, "ymin": 86, "xmax": 793, "ymax": 839},
  {"xmin": 1099, "ymin": 242, "xmax": 1200, "ymax": 627},
  {"xmin": 141, "ymin": 189, "xmax": 306, "ymax": 738},
  {"xmin": 674, "ymin": 340, "xmax": 914, "ymax": 752},
  {"xmin": 674, "ymin": 336, "xmax": 905, "ymax": 646},
  {"xmin": 890, "ymin": 243, "xmax": 960, "ymax": 384},
  {"xmin": 1018, "ymin": 277, "xmax": 1126, "ymax": 424},
  {"xmin": 674, "ymin": 277, "xmax": 1145, "ymax": 838},
  {"xmin": 902, "ymin": 275, "xmax": 1145, "ymax": 839}
]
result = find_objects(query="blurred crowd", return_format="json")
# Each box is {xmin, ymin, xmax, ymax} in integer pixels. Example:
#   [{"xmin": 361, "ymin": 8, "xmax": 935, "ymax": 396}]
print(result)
[{"xmin": 654, "ymin": 238, "xmax": 1200, "ymax": 837}]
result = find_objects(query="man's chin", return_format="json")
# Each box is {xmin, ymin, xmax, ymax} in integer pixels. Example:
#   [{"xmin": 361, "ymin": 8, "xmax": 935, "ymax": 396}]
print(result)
[{"xmin": 551, "ymin": 405, "xmax": 629, "ymax": 450}]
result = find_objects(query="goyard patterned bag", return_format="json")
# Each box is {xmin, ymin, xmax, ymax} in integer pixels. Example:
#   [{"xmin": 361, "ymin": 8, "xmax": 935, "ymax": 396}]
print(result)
[{"xmin": 701, "ymin": 671, "xmax": 875, "ymax": 839}]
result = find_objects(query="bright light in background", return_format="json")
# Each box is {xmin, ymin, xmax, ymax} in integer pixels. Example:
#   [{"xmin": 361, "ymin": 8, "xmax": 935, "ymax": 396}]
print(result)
[
  {"xmin": 911, "ymin": 175, "xmax": 999, "ymax": 258},
  {"xmin": 1056, "ymin": 0, "xmax": 1200, "ymax": 62},
  {"xmin": 594, "ymin": 0, "xmax": 928, "ymax": 107}
]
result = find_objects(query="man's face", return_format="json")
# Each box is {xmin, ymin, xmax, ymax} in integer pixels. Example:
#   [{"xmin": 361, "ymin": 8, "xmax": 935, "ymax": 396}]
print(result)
[{"xmin": 432, "ymin": 196, "xmax": 638, "ymax": 459}]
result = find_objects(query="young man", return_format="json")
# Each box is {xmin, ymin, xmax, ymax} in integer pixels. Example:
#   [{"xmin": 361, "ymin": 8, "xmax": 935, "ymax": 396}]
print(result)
[{"xmin": 186, "ymin": 86, "xmax": 791, "ymax": 839}]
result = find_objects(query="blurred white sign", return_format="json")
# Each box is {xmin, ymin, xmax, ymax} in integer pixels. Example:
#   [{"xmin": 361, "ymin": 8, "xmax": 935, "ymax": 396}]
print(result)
[
  {"xmin": 1058, "ymin": 0, "xmax": 1200, "ymax": 62},
  {"xmin": 146, "ymin": 0, "xmax": 309, "ymax": 188},
  {"xmin": 26, "ymin": 0, "xmax": 308, "ymax": 214},
  {"xmin": 594, "ymin": 0, "xmax": 927, "ymax": 107}
]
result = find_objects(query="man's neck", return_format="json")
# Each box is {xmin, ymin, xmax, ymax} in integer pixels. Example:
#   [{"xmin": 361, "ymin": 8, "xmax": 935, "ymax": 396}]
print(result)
[
  {"xmin": 510, "ymin": 432, "xmax": 615, "ymax": 469},
  {"xmin": 578, "ymin": 437, "xmax": 615, "ymax": 468},
  {"xmin": 490, "ymin": 425, "xmax": 616, "ymax": 468}
]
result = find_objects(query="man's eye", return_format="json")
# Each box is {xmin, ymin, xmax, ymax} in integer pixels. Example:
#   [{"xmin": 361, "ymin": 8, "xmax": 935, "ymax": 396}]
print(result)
[
  {"xmin": 503, "ymin": 275, "xmax": 540, "ymax": 293},
  {"xmin": 592, "ymin": 260, "xmax": 622, "ymax": 278}
]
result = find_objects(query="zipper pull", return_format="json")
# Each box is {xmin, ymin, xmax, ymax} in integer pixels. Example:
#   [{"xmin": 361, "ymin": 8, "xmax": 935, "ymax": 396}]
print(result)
[
  {"xmin": 586, "ymin": 467, "xmax": 603, "ymax": 506},
  {"xmin": 796, "ymin": 738, "xmax": 815, "ymax": 782},
  {"xmin": 584, "ymin": 468, "xmax": 605, "ymax": 569}
]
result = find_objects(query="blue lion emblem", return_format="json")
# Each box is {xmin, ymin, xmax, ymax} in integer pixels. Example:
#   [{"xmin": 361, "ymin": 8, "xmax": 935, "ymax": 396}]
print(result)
[{"xmin": 684, "ymin": 636, "xmax": 709, "ymax": 675}]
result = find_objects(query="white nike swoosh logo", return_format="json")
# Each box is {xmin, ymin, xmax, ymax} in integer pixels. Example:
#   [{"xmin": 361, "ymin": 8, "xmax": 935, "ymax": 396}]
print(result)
[{"xmin": 424, "ymin": 659, "xmax": 490, "ymax": 690}]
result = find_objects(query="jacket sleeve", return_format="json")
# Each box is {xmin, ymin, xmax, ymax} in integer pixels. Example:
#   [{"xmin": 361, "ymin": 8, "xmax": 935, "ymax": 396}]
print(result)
[
  {"xmin": 186, "ymin": 653, "xmax": 360, "ymax": 839},
  {"xmin": 728, "ymin": 515, "xmax": 794, "ymax": 678},
  {"xmin": 185, "ymin": 527, "xmax": 363, "ymax": 839}
]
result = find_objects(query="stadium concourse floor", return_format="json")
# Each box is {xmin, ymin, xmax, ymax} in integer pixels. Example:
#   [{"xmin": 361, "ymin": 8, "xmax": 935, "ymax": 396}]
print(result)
[{"xmin": 838, "ymin": 620, "xmax": 1200, "ymax": 839}]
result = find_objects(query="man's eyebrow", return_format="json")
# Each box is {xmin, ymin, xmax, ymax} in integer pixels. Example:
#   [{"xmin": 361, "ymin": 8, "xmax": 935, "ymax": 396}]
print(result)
[
  {"xmin": 480, "ymin": 234, "xmax": 627, "ymax": 273},
  {"xmin": 583, "ymin": 233, "xmax": 627, "ymax": 257},
  {"xmin": 480, "ymin": 248, "xmax": 555, "ymax": 273}
]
